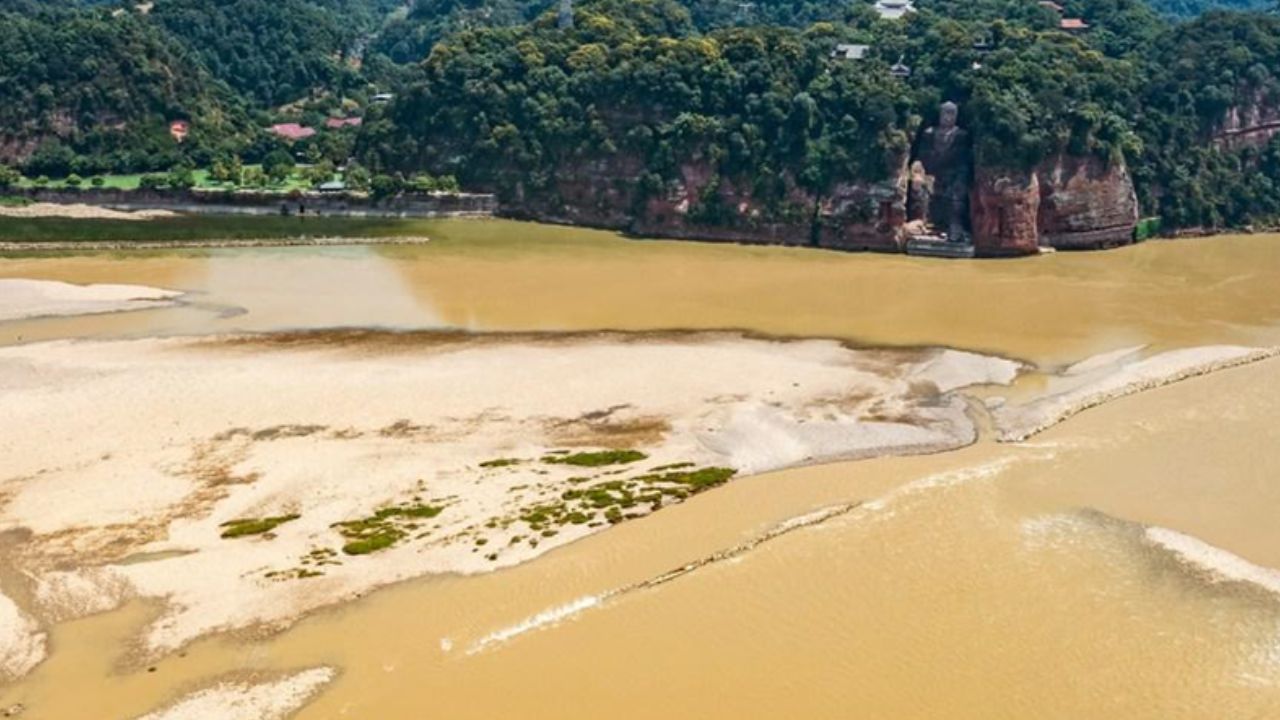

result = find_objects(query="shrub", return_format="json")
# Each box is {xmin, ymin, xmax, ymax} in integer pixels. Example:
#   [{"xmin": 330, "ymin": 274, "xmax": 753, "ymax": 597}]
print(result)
[
  {"xmin": 545, "ymin": 450, "xmax": 648, "ymax": 467},
  {"xmin": 0, "ymin": 164, "xmax": 20, "ymax": 190},
  {"xmin": 220, "ymin": 514, "xmax": 301, "ymax": 539}
]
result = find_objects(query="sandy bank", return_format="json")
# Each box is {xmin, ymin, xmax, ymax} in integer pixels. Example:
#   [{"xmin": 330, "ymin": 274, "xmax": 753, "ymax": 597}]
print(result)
[
  {"xmin": 0, "ymin": 332, "xmax": 1018, "ymax": 676},
  {"xmin": 0, "ymin": 278, "xmax": 183, "ymax": 323},
  {"xmin": 135, "ymin": 667, "xmax": 335, "ymax": 720},
  {"xmin": 992, "ymin": 345, "xmax": 1278, "ymax": 442},
  {"xmin": 0, "ymin": 203, "xmax": 174, "ymax": 221},
  {"xmin": 0, "ymin": 236, "xmax": 433, "ymax": 252}
]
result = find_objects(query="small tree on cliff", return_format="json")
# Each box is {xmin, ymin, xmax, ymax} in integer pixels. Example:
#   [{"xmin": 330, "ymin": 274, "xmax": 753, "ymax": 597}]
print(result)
[
  {"xmin": 345, "ymin": 164, "xmax": 371, "ymax": 192},
  {"xmin": 263, "ymin": 150, "xmax": 296, "ymax": 185},
  {"xmin": 306, "ymin": 160, "xmax": 336, "ymax": 187},
  {"xmin": 167, "ymin": 166, "xmax": 197, "ymax": 190},
  {"xmin": 241, "ymin": 166, "xmax": 267, "ymax": 188},
  {"xmin": 0, "ymin": 164, "xmax": 20, "ymax": 191},
  {"xmin": 210, "ymin": 155, "xmax": 243, "ymax": 185},
  {"xmin": 369, "ymin": 174, "xmax": 403, "ymax": 200}
]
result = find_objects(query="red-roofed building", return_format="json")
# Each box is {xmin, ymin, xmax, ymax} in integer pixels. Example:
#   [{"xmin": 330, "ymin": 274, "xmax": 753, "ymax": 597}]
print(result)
[
  {"xmin": 169, "ymin": 120, "xmax": 190, "ymax": 143},
  {"xmin": 1060, "ymin": 17, "xmax": 1089, "ymax": 30},
  {"xmin": 269, "ymin": 123, "xmax": 317, "ymax": 141},
  {"xmin": 1039, "ymin": 0, "xmax": 1065, "ymax": 12},
  {"xmin": 324, "ymin": 117, "xmax": 363, "ymax": 130}
]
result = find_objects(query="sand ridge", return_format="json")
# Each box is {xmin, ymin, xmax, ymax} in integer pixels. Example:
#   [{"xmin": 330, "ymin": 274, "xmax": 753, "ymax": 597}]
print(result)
[
  {"xmin": 0, "ymin": 203, "xmax": 175, "ymax": 221},
  {"xmin": 0, "ymin": 278, "xmax": 184, "ymax": 323},
  {"xmin": 134, "ymin": 667, "xmax": 335, "ymax": 720}
]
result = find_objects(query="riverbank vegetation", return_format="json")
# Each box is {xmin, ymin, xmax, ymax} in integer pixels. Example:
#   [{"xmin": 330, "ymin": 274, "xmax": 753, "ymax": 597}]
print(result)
[{"xmin": 0, "ymin": 214, "xmax": 416, "ymax": 244}]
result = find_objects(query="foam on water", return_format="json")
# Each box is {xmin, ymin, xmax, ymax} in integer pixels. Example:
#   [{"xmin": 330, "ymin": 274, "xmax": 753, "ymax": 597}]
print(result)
[
  {"xmin": 465, "ymin": 453, "xmax": 1048, "ymax": 655},
  {"xmin": 1144, "ymin": 526, "xmax": 1280, "ymax": 597},
  {"xmin": 468, "ymin": 595, "xmax": 603, "ymax": 654},
  {"xmin": 465, "ymin": 501, "xmax": 863, "ymax": 655}
]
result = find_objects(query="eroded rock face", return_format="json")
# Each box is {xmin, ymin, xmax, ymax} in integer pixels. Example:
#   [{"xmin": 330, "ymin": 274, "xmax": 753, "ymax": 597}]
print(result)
[
  {"xmin": 504, "ymin": 155, "xmax": 644, "ymax": 229},
  {"xmin": 1036, "ymin": 155, "xmax": 1139, "ymax": 250},
  {"xmin": 817, "ymin": 150, "xmax": 910, "ymax": 252},
  {"xmin": 632, "ymin": 162, "xmax": 816, "ymax": 245},
  {"xmin": 970, "ymin": 167, "xmax": 1041, "ymax": 256},
  {"xmin": 967, "ymin": 154, "xmax": 1138, "ymax": 255},
  {"xmin": 495, "ymin": 135, "xmax": 1134, "ymax": 256},
  {"xmin": 1214, "ymin": 91, "xmax": 1280, "ymax": 151}
]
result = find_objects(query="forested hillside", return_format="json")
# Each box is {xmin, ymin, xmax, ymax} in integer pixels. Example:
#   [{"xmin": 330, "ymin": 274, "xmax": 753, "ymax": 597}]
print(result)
[
  {"xmin": 357, "ymin": 0, "xmax": 1280, "ymax": 233},
  {"xmin": 0, "ymin": 4, "xmax": 251, "ymax": 174},
  {"xmin": 149, "ymin": 0, "xmax": 362, "ymax": 107},
  {"xmin": 2, "ymin": 0, "xmax": 1279, "ymax": 236},
  {"xmin": 1144, "ymin": 0, "xmax": 1274, "ymax": 19}
]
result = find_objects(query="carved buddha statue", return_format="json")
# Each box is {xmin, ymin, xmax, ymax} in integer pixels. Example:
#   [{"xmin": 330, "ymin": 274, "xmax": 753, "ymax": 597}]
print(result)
[{"xmin": 911, "ymin": 101, "xmax": 973, "ymax": 243}]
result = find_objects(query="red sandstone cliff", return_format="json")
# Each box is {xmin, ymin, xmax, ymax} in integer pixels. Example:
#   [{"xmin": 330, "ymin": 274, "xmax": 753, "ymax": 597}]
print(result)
[
  {"xmin": 499, "ymin": 142, "xmax": 1136, "ymax": 257},
  {"xmin": 969, "ymin": 155, "xmax": 1138, "ymax": 256},
  {"xmin": 970, "ymin": 167, "xmax": 1041, "ymax": 256},
  {"xmin": 1036, "ymin": 155, "xmax": 1139, "ymax": 250},
  {"xmin": 815, "ymin": 173, "xmax": 909, "ymax": 252},
  {"xmin": 631, "ymin": 162, "xmax": 816, "ymax": 245},
  {"xmin": 510, "ymin": 151, "xmax": 912, "ymax": 250}
]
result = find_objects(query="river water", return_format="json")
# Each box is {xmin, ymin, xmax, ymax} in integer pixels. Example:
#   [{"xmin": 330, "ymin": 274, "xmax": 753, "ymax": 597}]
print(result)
[{"xmin": 2, "ymin": 220, "xmax": 1280, "ymax": 718}]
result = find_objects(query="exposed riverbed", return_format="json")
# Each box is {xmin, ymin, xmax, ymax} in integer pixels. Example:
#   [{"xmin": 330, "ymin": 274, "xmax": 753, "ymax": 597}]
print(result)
[{"xmin": 1, "ymin": 220, "xmax": 1279, "ymax": 719}]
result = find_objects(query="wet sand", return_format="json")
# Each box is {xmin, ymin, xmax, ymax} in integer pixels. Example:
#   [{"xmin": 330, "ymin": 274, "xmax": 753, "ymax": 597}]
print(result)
[
  {"xmin": 0, "ymin": 203, "xmax": 174, "ymax": 221},
  {"xmin": 0, "ymin": 278, "xmax": 183, "ymax": 323}
]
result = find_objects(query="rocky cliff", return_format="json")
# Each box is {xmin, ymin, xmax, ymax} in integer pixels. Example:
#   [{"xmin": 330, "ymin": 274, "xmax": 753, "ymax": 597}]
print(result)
[
  {"xmin": 969, "ymin": 155, "xmax": 1139, "ymax": 255},
  {"xmin": 496, "ymin": 132, "xmax": 1138, "ymax": 257},
  {"xmin": 1214, "ymin": 91, "xmax": 1280, "ymax": 151},
  {"xmin": 631, "ymin": 162, "xmax": 816, "ymax": 245},
  {"xmin": 970, "ymin": 167, "xmax": 1041, "ymax": 256},
  {"xmin": 1036, "ymin": 155, "xmax": 1140, "ymax": 250},
  {"xmin": 501, "ymin": 152, "xmax": 911, "ymax": 250}
]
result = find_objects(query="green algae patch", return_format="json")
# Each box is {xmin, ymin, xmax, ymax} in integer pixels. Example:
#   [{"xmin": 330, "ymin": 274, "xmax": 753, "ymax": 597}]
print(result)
[
  {"xmin": 650, "ymin": 461, "xmax": 696, "ymax": 472},
  {"xmin": 335, "ymin": 503, "xmax": 444, "ymax": 555},
  {"xmin": 220, "ymin": 514, "xmax": 300, "ymax": 539},
  {"xmin": 510, "ymin": 464, "xmax": 739, "ymax": 544},
  {"xmin": 545, "ymin": 449, "xmax": 648, "ymax": 467},
  {"xmin": 639, "ymin": 467, "xmax": 737, "ymax": 490},
  {"xmin": 480, "ymin": 458, "xmax": 523, "ymax": 469}
]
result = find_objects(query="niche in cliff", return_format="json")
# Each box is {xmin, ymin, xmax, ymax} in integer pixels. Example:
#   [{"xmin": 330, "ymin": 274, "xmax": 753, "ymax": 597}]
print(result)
[{"xmin": 906, "ymin": 100, "xmax": 974, "ymax": 245}]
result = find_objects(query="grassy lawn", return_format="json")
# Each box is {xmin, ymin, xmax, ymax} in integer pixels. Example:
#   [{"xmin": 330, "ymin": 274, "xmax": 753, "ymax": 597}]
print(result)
[
  {"xmin": 17, "ymin": 166, "xmax": 322, "ymax": 193},
  {"xmin": 18, "ymin": 173, "xmax": 146, "ymax": 190}
]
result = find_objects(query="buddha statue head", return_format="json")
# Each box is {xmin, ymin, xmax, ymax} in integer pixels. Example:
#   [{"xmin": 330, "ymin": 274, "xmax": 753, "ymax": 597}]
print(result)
[{"xmin": 939, "ymin": 101, "xmax": 959, "ymax": 131}]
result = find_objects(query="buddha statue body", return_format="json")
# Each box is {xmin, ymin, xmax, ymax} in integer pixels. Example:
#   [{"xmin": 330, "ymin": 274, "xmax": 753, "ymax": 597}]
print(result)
[{"xmin": 910, "ymin": 101, "xmax": 972, "ymax": 242}]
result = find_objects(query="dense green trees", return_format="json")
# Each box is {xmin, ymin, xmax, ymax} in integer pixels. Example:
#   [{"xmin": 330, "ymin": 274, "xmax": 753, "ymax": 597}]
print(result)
[
  {"xmin": 1143, "ymin": 0, "xmax": 1274, "ymax": 18},
  {"xmin": 0, "ymin": 165, "xmax": 20, "ymax": 191},
  {"xmin": 351, "ymin": 0, "xmax": 1280, "ymax": 230},
  {"xmin": 2, "ymin": 0, "xmax": 1280, "ymax": 230},
  {"xmin": 358, "ymin": 3, "xmax": 914, "ymax": 222},
  {"xmin": 1134, "ymin": 11, "xmax": 1280, "ymax": 226},
  {"xmin": 0, "ymin": 4, "xmax": 252, "ymax": 176},
  {"xmin": 150, "ymin": 0, "xmax": 361, "ymax": 107}
]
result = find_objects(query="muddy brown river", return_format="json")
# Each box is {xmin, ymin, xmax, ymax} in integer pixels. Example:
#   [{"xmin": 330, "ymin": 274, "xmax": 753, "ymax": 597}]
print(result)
[{"xmin": 2, "ymin": 220, "xmax": 1280, "ymax": 719}]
